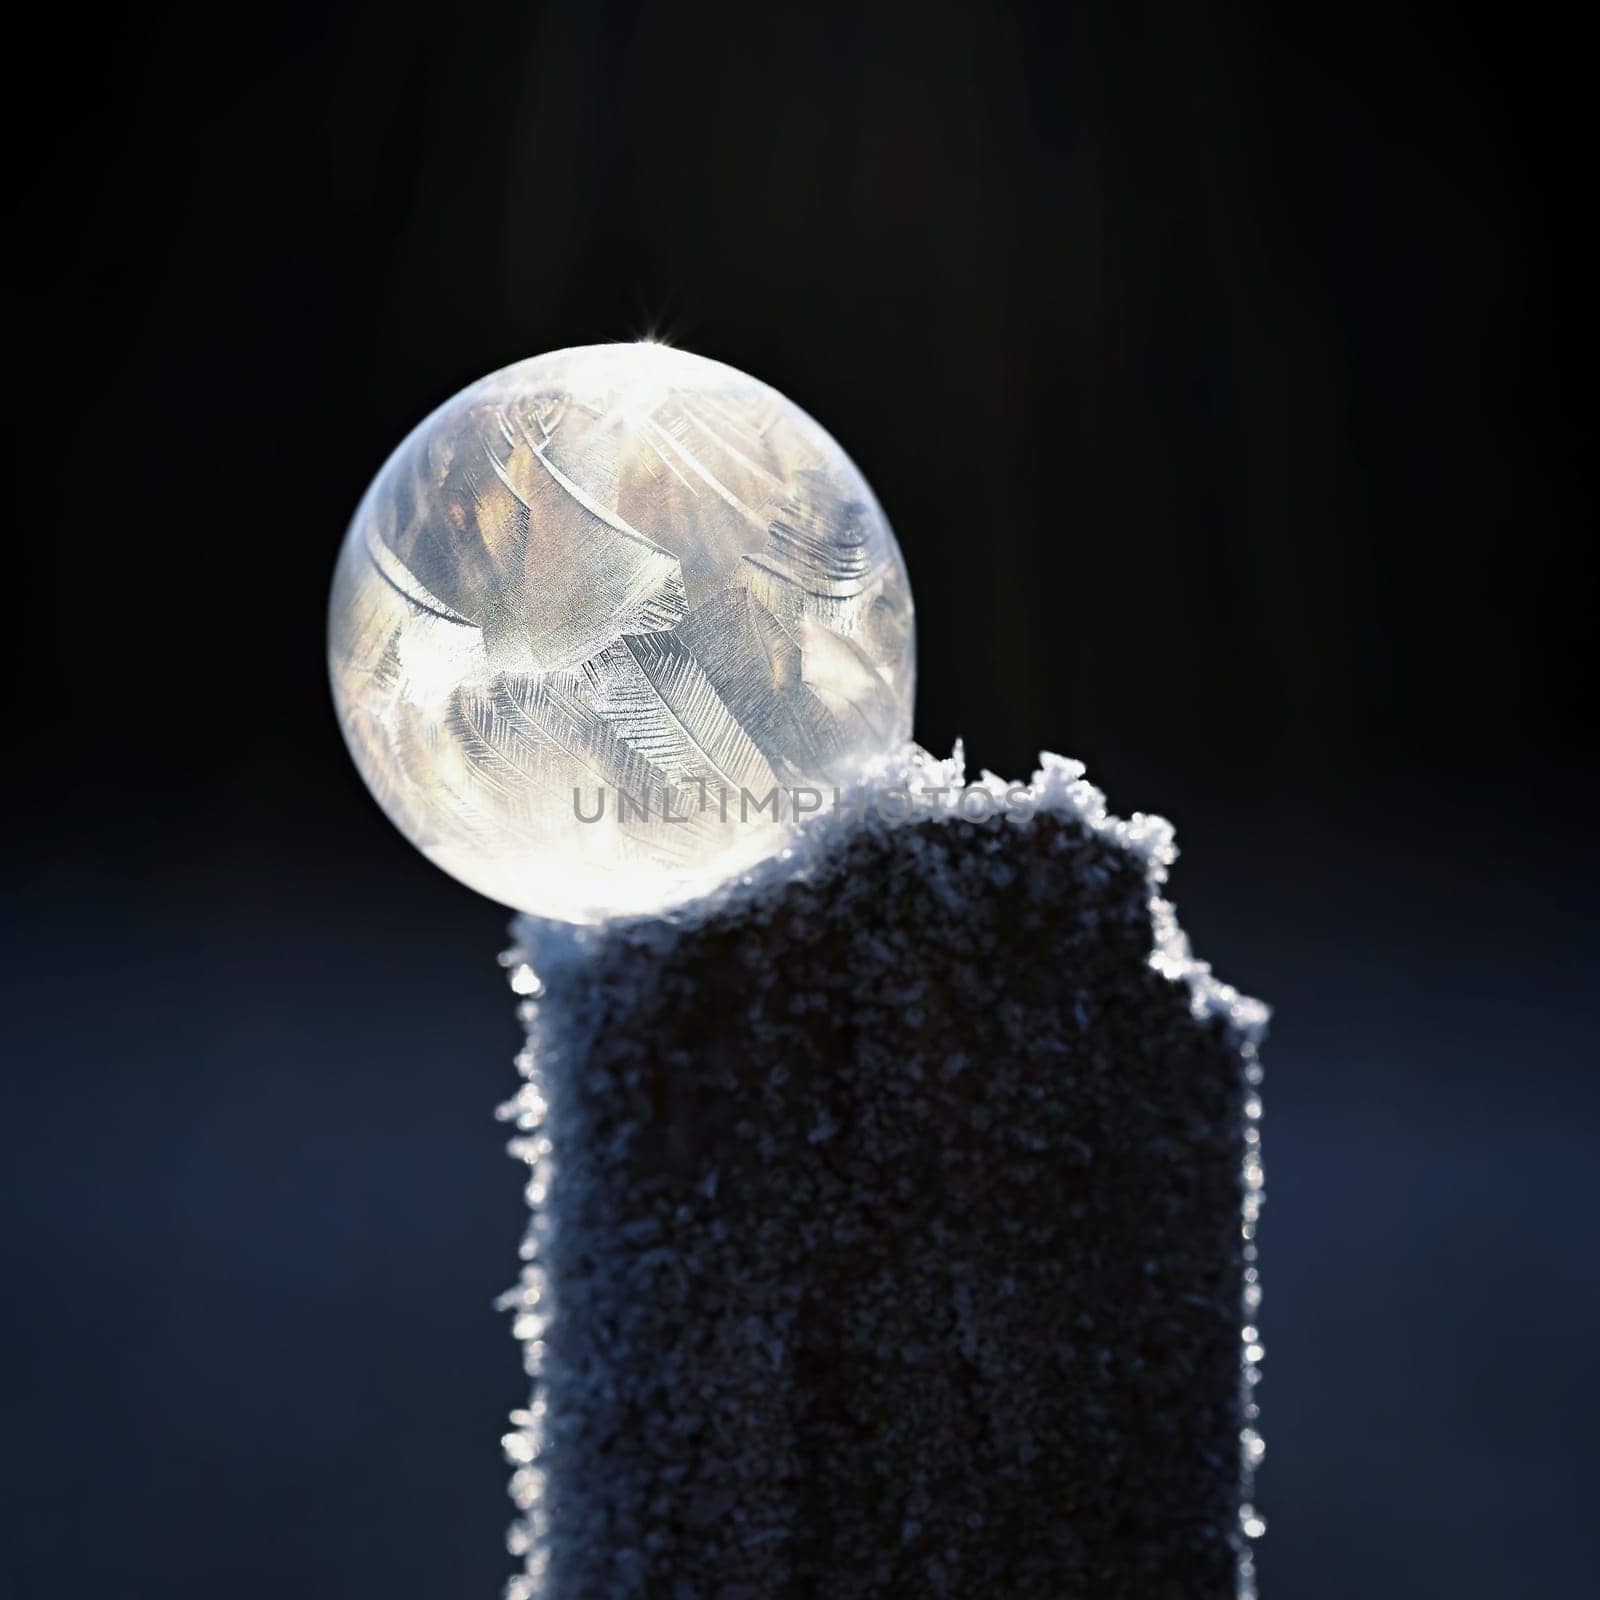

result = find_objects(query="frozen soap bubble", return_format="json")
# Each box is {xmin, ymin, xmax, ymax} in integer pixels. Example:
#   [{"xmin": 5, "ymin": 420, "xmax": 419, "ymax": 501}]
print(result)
[{"xmin": 328, "ymin": 343, "xmax": 915, "ymax": 922}]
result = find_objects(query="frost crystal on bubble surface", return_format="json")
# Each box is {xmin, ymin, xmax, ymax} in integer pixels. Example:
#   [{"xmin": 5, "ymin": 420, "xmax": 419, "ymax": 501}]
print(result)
[{"xmin": 328, "ymin": 343, "xmax": 914, "ymax": 921}]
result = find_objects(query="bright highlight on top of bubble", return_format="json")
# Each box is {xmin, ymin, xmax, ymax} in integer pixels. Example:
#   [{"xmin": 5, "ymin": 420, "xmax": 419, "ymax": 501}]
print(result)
[{"xmin": 328, "ymin": 342, "xmax": 915, "ymax": 922}]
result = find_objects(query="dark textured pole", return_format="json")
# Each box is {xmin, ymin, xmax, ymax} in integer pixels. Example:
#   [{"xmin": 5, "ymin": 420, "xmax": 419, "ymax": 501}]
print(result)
[{"xmin": 498, "ymin": 751, "xmax": 1266, "ymax": 1599}]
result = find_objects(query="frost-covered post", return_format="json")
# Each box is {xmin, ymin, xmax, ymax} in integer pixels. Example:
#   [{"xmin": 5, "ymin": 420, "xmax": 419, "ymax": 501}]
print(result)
[{"xmin": 498, "ymin": 748, "xmax": 1266, "ymax": 1599}]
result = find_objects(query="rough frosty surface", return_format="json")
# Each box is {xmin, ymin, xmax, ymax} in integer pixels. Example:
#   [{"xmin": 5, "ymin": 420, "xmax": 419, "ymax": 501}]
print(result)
[
  {"xmin": 499, "ymin": 747, "xmax": 1268, "ymax": 1599},
  {"xmin": 328, "ymin": 342, "xmax": 914, "ymax": 922}
]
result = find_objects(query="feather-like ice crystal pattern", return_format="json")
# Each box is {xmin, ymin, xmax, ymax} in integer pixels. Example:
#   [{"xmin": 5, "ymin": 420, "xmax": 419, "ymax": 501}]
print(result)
[{"xmin": 328, "ymin": 343, "xmax": 915, "ymax": 920}]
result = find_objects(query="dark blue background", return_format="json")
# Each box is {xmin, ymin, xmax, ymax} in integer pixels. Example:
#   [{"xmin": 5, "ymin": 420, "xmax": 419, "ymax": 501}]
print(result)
[{"xmin": 9, "ymin": 4, "xmax": 1596, "ymax": 1596}]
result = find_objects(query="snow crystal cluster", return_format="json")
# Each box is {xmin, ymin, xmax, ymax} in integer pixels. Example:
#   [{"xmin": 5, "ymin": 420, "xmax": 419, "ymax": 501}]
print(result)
[{"xmin": 497, "ymin": 745, "xmax": 1267, "ymax": 1599}]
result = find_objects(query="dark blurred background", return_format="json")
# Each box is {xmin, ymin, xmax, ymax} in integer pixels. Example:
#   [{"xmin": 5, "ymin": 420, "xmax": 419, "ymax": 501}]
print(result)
[{"xmin": 8, "ymin": 3, "xmax": 1596, "ymax": 1596}]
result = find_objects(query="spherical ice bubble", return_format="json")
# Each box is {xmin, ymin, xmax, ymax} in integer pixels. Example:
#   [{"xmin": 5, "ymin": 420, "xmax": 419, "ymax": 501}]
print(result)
[{"xmin": 328, "ymin": 343, "xmax": 915, "ymax": 922}]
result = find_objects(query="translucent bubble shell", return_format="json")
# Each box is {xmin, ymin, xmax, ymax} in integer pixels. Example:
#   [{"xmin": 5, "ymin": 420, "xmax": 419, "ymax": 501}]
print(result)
[{"xmin": 328, "ymin": 343, "xmax": 915, "ymax": 921}]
